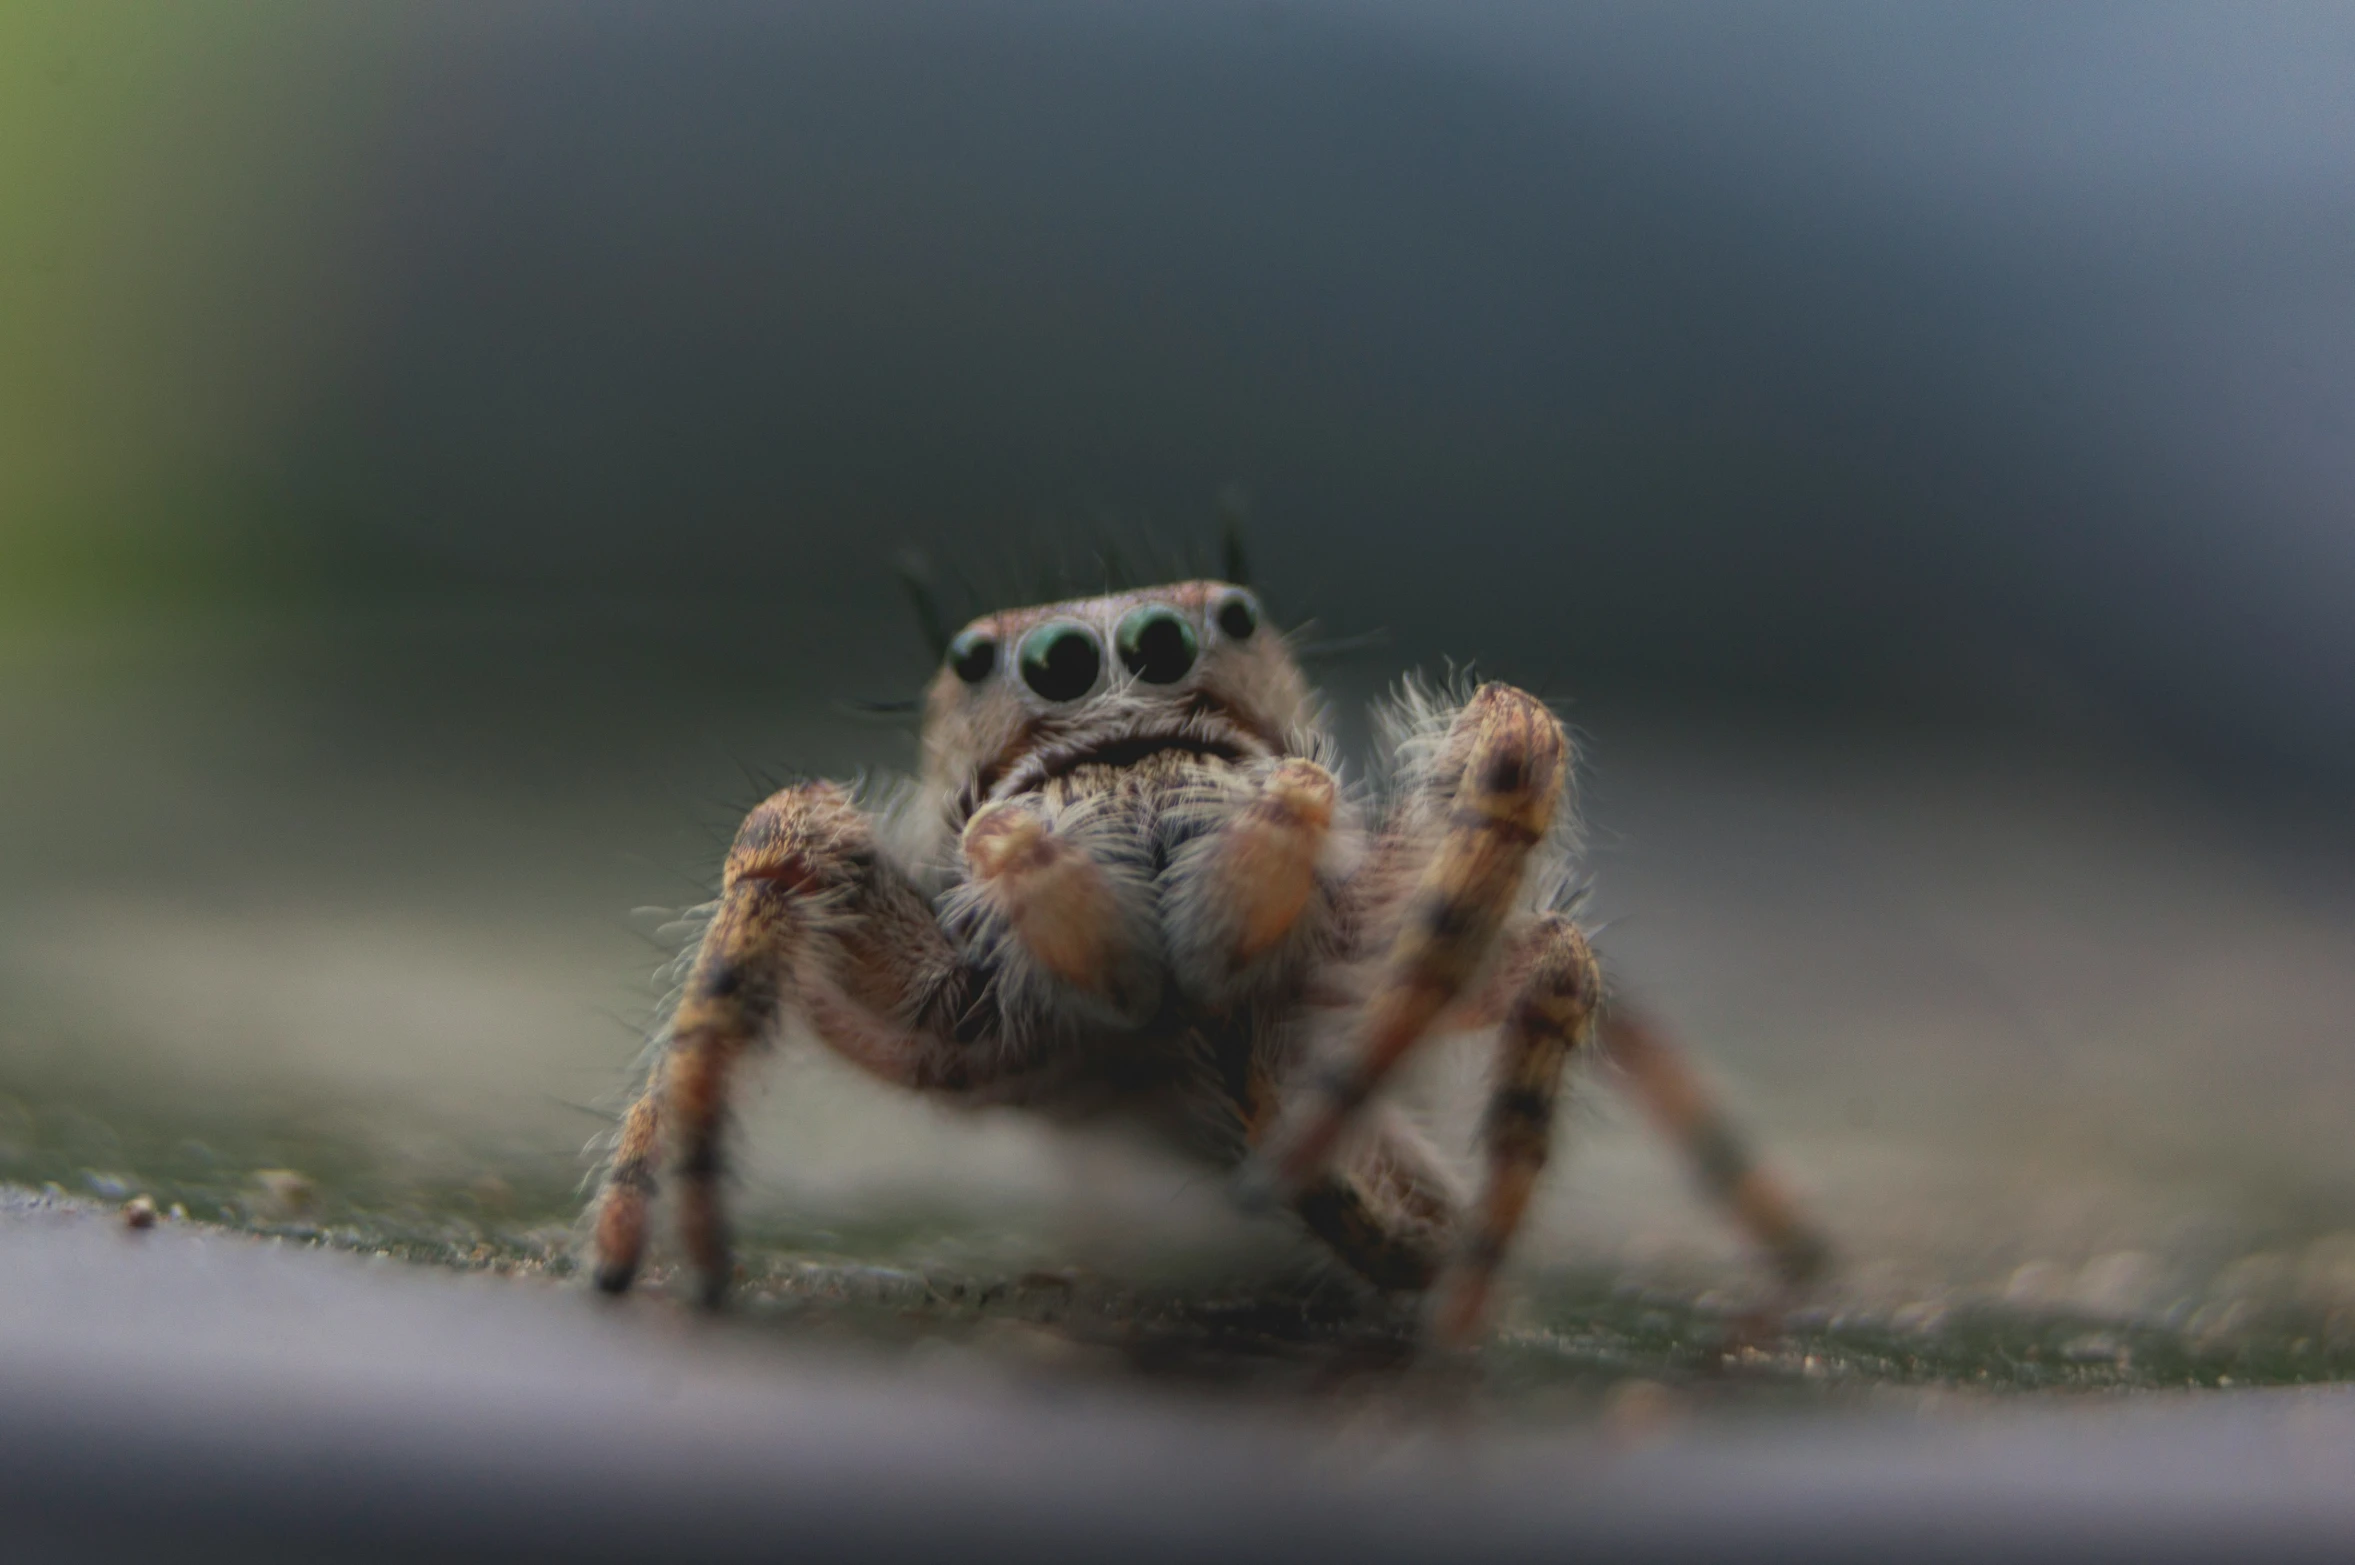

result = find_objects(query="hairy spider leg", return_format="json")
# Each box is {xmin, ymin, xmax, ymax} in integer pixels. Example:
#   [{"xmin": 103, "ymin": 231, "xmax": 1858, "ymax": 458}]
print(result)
[
  {"xmin": 1289, "ymin": 1110, "xmax": 1463, "ymax": 1293},
  {"xmin": 593, "ymin": 783, "xmax": 1004, "ymax": 1305},
  {"xmin": 1255, "ymin": 683, "xmax": 1569, "ymax": 1197},
  {"xmin": 1601, "ymin": 1003, "xmax": 1832, "ymax": 1288},
  {"xmin": 1424, "ymin": 914, "xmax": 1599, "ymax": 1345},
  {"xmin": 1432, "ymin": 930, "xmax": 1834, "ymax": 1303}
]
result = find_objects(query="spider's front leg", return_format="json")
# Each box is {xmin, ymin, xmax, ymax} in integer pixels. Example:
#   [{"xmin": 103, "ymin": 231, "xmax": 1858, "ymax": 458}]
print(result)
[
  {"xmin": 1254, "ymin": 683, "xmax": 1569, "ymax": 1196},
  {"xmin": 592, "ymin": 782, "xmax": 973, "ymax": 1305}
]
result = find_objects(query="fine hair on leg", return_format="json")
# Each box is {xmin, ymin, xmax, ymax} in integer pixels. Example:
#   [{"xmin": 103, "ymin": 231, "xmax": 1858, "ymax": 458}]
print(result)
[
  {"xmin": 1255, "ymin": 682, "xmax": 1570, "ymax": 1197},
  {"xmin": 1424, "ymin": 914, "xmax": 1599, "ymax": 1346},
  {"xmin": 591, "ymin": 781, "xmax": 1014, "ymax": 1306}
]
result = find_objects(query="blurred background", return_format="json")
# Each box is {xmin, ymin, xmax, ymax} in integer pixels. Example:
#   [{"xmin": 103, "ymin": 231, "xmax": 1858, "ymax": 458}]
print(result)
[{"xmin": 4, "ymin": 0, "xmax": 2353, "ymax": 1388}]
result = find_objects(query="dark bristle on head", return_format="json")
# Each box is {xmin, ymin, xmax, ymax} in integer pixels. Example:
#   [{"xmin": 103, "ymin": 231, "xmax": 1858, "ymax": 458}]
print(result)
[
  {"xmin": 895, "ymin": 494, "xmax": 1258, "ymax": 624},
  {"xmin": 1293, "ymin": 627, "xmax": 1392, "ymax": 665},
  {"xmin": 1217, "ymin": 486, "xmax": 1250, "ymax": 587},
  {"xmin": 894, "ymin": 549, "xmax": 951, "ymax": 662},
  {"xmin": 841, "ymin": 697, "xmax": 924, "ymax": 718},
  {"xmin": 1097, "ymin": 536, "xmax": 1134, "ymax": 592}
]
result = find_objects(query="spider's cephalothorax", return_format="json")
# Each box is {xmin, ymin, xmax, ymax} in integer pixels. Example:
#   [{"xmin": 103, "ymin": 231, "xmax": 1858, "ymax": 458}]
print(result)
[{"xmin": 590, "ymin": 580, "xmax": 1827, "ymax": 1344}]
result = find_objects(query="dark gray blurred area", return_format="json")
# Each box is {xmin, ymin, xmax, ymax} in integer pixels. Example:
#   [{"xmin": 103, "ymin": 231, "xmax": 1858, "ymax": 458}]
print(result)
[{"xmin": 262, "ymin": 0, "xmax": 2355, "ymax": 793}]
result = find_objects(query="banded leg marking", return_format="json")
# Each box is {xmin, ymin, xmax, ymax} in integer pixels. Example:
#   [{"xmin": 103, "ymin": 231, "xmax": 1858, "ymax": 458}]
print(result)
[
  {"xmin": 591, "ymin": 784, "xmax": 867, "ymax": 1307},
  {"xmin": 1425, "ymin": 915, "xmax": 1598, "ymax": 1346},
  {"xmin": 1602, "ymin": 1005, "xmax": 1831, "ymax": 1287},
  {"xmin": 590, "ymin": 1094, "xmax": 661, "ymax": 1294},
  {"xmin": 1260, "ymin": 684, "xmax": 1568, "ymax": 1193}
]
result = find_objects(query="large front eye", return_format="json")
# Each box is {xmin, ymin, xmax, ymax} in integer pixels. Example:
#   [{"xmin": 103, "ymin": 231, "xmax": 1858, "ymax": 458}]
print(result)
[
  {"xmin": 1213, "ymin": 588, "xmax": 1260, "ymax": 641},
  {"xmin": 1115, "ymin": 605, "xmax": 1198, "ymax": 684},
  {"xmin": 947, "ymin": 628, "xmax": 997, "ymax": 684},
  {"xmin": 1018, "ymin": 621, "xmax": 1103, "ymax": 702}
]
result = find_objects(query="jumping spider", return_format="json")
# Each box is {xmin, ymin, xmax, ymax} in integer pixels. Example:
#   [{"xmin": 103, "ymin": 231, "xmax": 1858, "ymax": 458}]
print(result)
[{"xmin": 591, "ymin": 576, "xmax": 1827, "ymax": 1345}]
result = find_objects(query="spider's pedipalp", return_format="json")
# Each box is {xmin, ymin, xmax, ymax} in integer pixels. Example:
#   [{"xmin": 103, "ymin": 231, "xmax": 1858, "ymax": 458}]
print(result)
[
  {"xmin": 952, "ymin": 792, "xmax": 1160, "ymax": 1025},
  {"xmin": 1161, "ymin": 755, "xmax": 1349, "ymax": 1004},
  {"xmin": 1217, "ymin": 758, "xmax": 1338, "ymax": 962}
]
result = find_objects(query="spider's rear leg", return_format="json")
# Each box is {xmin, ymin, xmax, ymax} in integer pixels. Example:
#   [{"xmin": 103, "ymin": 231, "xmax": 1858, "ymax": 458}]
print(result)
[
  {"xmin": 1254, "ymin": 683, "xmax": 1568, "ymax": 1198},
  {"xmin": 1425, "ymin": 915, "xmax": 1598, "ymax": 1346},
  {"xmin": 1435, "ymin": 933, "xmax": 1833, "ymax": 1298},
  {"xmin": 1602, "ymin": 1004, "xmax": 1832, "ymax": 1289}
]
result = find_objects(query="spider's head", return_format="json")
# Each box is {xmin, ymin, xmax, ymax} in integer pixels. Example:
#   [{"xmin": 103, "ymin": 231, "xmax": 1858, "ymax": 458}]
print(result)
[{"xmin": 920, "ymin": 580, "xmax": 1317, "ymax": 824}]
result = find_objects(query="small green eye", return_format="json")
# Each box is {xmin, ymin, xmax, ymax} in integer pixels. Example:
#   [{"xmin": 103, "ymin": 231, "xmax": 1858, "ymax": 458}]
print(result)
[
  {"xmin": 948, "ymin": 629, "xmax": 997, "ymax": 684},
  {"xmin": 1018, "ymin": 621, "xmax": 1103, "ymax": 702},
  {"xmin": 1214, "ymin": 590, "xmax": 1259, "ymax": 641},
  {"xmin": 1115, "ymin": 606, "xmax": 1199, "ymax": 684}
]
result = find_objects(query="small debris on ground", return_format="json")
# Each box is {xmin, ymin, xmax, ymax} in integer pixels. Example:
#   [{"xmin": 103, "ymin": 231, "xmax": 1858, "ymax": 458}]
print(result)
[{"xmin": 249, "ymin": 1169, "xmax": 318, "ymax": 1221}]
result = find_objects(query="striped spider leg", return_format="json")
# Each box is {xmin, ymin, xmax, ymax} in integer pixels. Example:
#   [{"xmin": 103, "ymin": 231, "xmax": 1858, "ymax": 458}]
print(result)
[{"xmin": 593, "ymin": 781, "xmax": 1021, "ymax": 1304}]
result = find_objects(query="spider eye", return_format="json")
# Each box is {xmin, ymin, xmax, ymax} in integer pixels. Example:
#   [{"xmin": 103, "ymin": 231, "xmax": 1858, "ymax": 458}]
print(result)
[
  {"xmin": 1214, "ymin": 589, "xmax": 1260, "ymax": 642},
  {"xmin": 1018, "ymin": 621, "xmax": 1103, "ymax": 702},
  {"xmin": 947, "ymin": 629, "xmax": 997, "ymax": 684},
  {"xmin": 1115, "ymin": 605, "xmax": 1198, "ymax": 684}
]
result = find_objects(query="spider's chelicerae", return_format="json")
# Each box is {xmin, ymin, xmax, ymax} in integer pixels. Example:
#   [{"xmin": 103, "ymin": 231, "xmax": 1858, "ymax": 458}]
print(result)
[{"xmin": 591, "ymin": 575, "xmax": 1828, "ymax": 1345}]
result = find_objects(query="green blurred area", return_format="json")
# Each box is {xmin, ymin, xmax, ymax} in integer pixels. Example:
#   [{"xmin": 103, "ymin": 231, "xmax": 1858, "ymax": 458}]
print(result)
[
  {"xmin": 6, "ymin": 0, "xmax": 2352, "ymax": 795},
  {"xmin": 0, "ymin": 3, "xmax": 425, "ymax": 621}
]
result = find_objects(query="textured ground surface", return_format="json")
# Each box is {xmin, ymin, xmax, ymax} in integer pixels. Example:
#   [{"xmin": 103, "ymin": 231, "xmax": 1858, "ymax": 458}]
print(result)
[{"xmin": 6, "ymin": 1189, "xmax": 2355, "ymax": 1564}]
